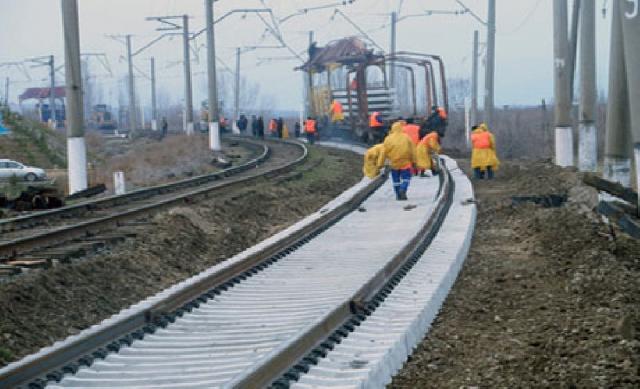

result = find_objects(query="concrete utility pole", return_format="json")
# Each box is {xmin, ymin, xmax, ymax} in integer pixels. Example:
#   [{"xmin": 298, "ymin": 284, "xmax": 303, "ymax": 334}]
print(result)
[
  {"xmin": 308, "ymin": 31, "xmax": 315, "ymax": 117},
  {"xmin": 126, "ymin": 35, "xmax": 137, "ymax": 133},
  {"xmin": 389, "ymin": 11, "xmax": 397, "ymax": 89},
  {"xmin": 182, "ymin": 14, "xmax": 194, "ymax": 135},
  {"xmin": 568, "ymin": 0, "xmax": 581, "ymax": 100},
  {"xmin": 483, "ymin": 0, "xmax": 496, "ymax": 128},
  {"xmin": 233, "ymin": 47, "xmax": 241, "ymax": 135},
  {"xmin": 82, "ymin": 59, "xmax": 91, "ymax": 122},
  {"xmin": 150, "ymin": 57, "xmax": 157, "ymax": 130},
  {"xmin": 471, "ymin": 30, "xmax": 479, "ymax": 127},
  {"xmin": 61, "ymin": 0, "xmax": 87, "ymax": 194},
  {"xmin": 553, "ymin": 0, "xmax": 574, "ymax": 167},
  {"xmin": 619, "ymin": 0, "xmax": 640, "ymax": 203},
  {"xmin": 578, "ymin": 0, "xmax": 597, "ymax": 172},
  {"xmin": 604, "ymin": 0, "xmax": 631, "ymax": 186},
  {"xmin": 205, "ymin": 0, "xmax": 221, "ymax": 151},
  {"xmin": 49, "ymin": 55, "xmax": 57, "ymax": 126}
]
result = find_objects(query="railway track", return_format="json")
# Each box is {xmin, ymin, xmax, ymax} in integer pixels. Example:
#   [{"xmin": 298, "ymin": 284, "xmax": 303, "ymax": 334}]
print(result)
[
  {"xmin": 0, "ymin": 144, "xmax": 476, "ymax": 389},
  {"xmin": 0, "ymin": 138, "xmax": 306, "ymax": 275}
]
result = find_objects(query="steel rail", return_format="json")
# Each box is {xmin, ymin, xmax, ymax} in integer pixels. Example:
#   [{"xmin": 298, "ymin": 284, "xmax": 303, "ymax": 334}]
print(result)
[
  {"xmin": 0, "ymin": 138, "xmax": 302, "ymax": 259},
  {"xmin": 0, "ymin": 137, "xmax": 267, "ymax": 235},
  {"xmin": 231, "ymin": 161, "xmax": 454, "ymax": 388},
  {"xmin": 0, "ymin": 150, "xmax": 385, "ymax": 389}
]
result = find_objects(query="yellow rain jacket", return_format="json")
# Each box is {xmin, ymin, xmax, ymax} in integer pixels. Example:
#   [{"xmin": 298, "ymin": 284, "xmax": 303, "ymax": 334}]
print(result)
[
  {"xmin": 383, "ymin": 121, "xmax": 416, "ymax": 170},
  {"xmin": 282, "ymin": 124, "xmax": 289, "ymax": 139},
  {"xmin": 415, "ymin": 132, "xmax": 438, "ymax": 170},
  {"xmin": 471, "ymin": 124, "xmax": 500, "ymax": 170},
  {"xmin": 363, "ymin": 143, "xmax": 385, "ymax": 178}
]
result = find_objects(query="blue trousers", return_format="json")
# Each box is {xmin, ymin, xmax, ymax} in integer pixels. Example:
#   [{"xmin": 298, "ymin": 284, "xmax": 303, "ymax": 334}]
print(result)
[{"xmin": 391, "ymin": 169, "xmax": 412, "ymax": 197}]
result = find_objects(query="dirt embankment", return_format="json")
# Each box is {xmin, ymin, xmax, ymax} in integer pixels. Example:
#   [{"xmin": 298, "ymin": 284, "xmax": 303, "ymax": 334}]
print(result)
[
  {"xmin": 391, "ymin": 160, "xmax": 640, "ymax": 388},
  {"xmin": 0, "ymin": 145, "xmax": 362, "ymax": 367}
]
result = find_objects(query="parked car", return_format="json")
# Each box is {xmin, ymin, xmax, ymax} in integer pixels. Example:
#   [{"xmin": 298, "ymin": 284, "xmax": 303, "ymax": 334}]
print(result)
[{"xmin": 0, "ymin": 159, "xmax": 47, "ymax": 181}]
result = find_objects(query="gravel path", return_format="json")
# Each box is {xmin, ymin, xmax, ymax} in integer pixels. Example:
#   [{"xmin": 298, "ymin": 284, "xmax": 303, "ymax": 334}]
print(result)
[{"xmin": 390, "ymin": 159, "xmax": 640, "ymax": 388}]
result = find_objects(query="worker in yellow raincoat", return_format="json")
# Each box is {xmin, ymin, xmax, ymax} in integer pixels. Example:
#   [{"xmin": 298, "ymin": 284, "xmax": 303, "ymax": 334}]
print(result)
[
  {"xmin": 470, "ymin": 123, "xmax": 499, "ymax": 179},
  {"xmin": 416, "ymin": 130, "xmax": 441, "ymax": 177},
  {"xmin": 363, "ymin": 143, "xmax": 385, "ymax": 179},
  {"xmin": 383, "ymin": 121, "xmax": 416, "ymax": 200}
]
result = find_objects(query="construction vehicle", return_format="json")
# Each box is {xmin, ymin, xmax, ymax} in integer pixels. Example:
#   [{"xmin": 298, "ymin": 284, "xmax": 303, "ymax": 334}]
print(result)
[
  {"xmin": 297, "ymin": 37, "xmax": 449, "ymax": 143},
  {"xmin": 88, "ymin": 104, "xmax": 118, "ymax": 131}
]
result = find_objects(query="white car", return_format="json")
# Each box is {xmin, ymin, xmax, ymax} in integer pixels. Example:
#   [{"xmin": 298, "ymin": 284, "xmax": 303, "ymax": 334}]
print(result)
[{"xmin": 0, "ymin": 159, "xmax": 47, "ymax": 182}]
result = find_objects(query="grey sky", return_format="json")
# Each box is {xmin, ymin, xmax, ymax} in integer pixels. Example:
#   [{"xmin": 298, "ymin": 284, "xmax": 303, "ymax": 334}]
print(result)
[{"xmin": 0, "ymin": 0, "xmax": 612, "ymax": 112}]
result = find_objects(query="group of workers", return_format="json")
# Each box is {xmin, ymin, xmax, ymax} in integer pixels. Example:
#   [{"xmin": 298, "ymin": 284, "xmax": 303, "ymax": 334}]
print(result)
[{"xmin": 364, "ymin": 109, "xmax": 499, "ymax": 201}]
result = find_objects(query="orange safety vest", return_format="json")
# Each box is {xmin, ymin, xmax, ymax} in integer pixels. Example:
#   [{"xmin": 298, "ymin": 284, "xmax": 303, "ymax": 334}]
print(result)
[
  {"xmin": 269, "ymin": 119, "xmax": 277, "ymax": 132},
  {"xmin": 305, "ymin": 119, "xmax": 317, "ymax": 134},
  {"xmin": 403, "ymin": 124, "xmax": 420, "ymax": 145},
  {"xmin": 471, "ymin": 131, "xmax": 491, "ymax": 149},
  {"xmin": 369, "ymin": 112, "xmax": 383, "ymax": 127},
  {"xmin": 331, "ymin": 100, "xmax": 343, "ymax": 115}
]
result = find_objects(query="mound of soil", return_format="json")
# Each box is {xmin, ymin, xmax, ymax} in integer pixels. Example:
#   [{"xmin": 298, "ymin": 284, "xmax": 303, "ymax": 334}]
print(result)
[
  {"xmin": 391, "ymin": 160, "xmax": 640, "ymax": 388},
  {"xmin": 0, "ymin": 146, "xmax": 362, "ymax": 367}
]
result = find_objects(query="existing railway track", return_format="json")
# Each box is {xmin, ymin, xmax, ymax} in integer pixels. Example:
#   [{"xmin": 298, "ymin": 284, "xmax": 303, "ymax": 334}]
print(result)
[
  {"xmin": 0, "ymin": 138, "xmax": 307, "ymax": 274},
  {"xmin": 0, "ymin": 145, "xmax": 474, "ymax": 389}
]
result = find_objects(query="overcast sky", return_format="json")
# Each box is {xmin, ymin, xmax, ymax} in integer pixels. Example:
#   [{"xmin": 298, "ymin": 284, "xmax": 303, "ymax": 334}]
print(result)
[{"xmin": 0, "ymin": 0, "xmax": 612, "ymax": 112}]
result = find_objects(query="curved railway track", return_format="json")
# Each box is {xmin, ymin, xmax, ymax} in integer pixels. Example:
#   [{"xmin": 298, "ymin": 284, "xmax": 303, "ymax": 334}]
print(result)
[
  {"xmin": 0, "ymin": 138, "xmax": 307, "ymax": 274},
  {"xmin": 0, "ymin": 145, "xmax": 475, "ymax": 389}
]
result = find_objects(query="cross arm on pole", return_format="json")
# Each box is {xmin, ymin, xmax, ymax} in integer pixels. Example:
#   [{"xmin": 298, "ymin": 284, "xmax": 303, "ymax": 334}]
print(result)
[{"xmin": 454, "ymin": 0, "xmax": 488, "ymax": 26}]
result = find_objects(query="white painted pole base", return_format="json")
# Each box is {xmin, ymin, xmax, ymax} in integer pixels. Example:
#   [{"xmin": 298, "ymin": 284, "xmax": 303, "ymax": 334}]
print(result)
[
  {"xmin": 209, "ymin": 122, "xmax": 221, "ymax": 151},
  {"xmin": 67, "ymin": 137, "xmax": 88, "ymax": 195},
  {"xmin": 578, "ymin": 123, "xmax": 597, "ymax": 172},
  {"xmin": 232, "ymin": 121, "xmax": 240, "ymax": 135},
  {"xmin": 151, "ymin": 119, "xmax": 158, "ymax": 131},
  {"xmin": 113, "ymin": 171, "xmax": 126, "ymax": 195},
  {"xmin": 186, "ymin": 122, "xmax": 194, "ymax": 136},
  {"xmin": 603, "ymin": 156, "xmax": 631, "ymax": 186},
  {"xmin": 555, "ymin": 126, "xmax": 574, "ymax": 167}
]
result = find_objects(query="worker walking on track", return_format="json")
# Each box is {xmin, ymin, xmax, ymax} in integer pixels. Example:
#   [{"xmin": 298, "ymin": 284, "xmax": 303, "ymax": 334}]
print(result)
[
  {"xmin": 470, "ymin": 123, "xmax": 500, "ymax": 179},
  {"xmin": 363, "ymin": 143, "xmax": 385, "ymax": 179},
  {"xmin": 383, "ymin": 121, "xmax": 416, "ymax": 201},
  {"xmin": 304, "ymin": 116, "xmax": 317, "ymax": 145}
]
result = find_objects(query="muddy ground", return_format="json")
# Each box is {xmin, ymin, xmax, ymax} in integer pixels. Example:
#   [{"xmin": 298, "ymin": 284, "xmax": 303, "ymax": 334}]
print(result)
[
  {"xmin": 391, "ymin": 160, "xmax": 640, "ymax": 388},
  {"xmin": 0, "ymin": 145, "xmax": 362, "ymax": 367}
]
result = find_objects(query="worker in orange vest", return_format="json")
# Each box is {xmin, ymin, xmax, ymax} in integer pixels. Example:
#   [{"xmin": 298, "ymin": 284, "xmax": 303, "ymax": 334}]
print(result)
[
  {"xmin": 403, "ymin": 118, "xmax": 421, "ymax": 175},
  {"xmin": 330, "ymin": 99, "xmax": 344, "ymax": 122},
  {"xmin": 304, "ymin": 116, "xmax": 317, "ymax": 145},
  {"xmin": 470, "ymin": 123, "xmax": 499, "ymax": 179},
  {"xmin": 369, "ymin": 111, "xmax": 385, "ymax": 143},
  {"xmin": 268, "ymin": 118, "xmax": 278, "ymax": 136}
]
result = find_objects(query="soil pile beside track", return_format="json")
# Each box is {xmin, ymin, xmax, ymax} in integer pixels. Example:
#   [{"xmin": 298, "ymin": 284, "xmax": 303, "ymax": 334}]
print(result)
[
  {"xmin": 0, "ymin": 145, "xmax": 362, "ymax": 367},
  {"xmin": 391, "ymin": 159, "xmax": 640, "ymax": 388}
]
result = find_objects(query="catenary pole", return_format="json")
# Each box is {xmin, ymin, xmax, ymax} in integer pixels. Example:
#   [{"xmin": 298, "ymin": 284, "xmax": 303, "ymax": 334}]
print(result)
[
  {"xmin": 390, "ymin": 11, "xmax": 397, "ymax": 89},
  {"xmin": 61, "ymin": 0, "xmax": 87, "ymax": 194},
  {"xmin": 483, "ymin": 0, "xmax": 495, "ymax": 128},
  {"xmin": 233, "ymin": 47, "xmax": 241, "ymax": 134},
  {"xmin": 205, "ymin": 0, "xmax": 221, "ymax": 150},
  {"xmin": 619, "ymin": 0, "xmax": 640, "ymax": 211},
  {"xmin": 183, "ymin": 14, "xmax": 194, "ymax": 135},
  {"xmin": 568, "ymin": 0, "xmax": 581, "ymax": 101},
  {"xmin": 126, "ymin": 35, "xmax": 137, "ymax": 133},
  {"xmin": 150, "ymin": 57, "xmax": 157, "ymax": 130},
  {"xmin": 603, "ymin": 0, "xmax": 631, "ymax": 185},
  {"xmin": 553, "ymin": 0, "xmax": 574, "ymax": 166},
  {"xmin": 471, "ymin": 29, "xmax": 479, "ymax": 127},
  {"xmin": 49, "ymin": 55, "xmax": 57, "ymax": 126},
  {"xmin": 578, "ymin": 0, "xmax": 597, "ymax": 172}
]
